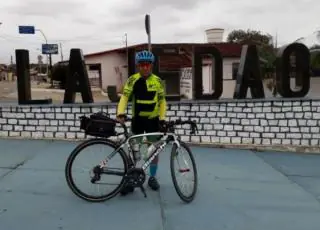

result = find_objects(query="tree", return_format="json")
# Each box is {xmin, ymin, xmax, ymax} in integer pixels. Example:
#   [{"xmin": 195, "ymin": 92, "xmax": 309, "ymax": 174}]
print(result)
[
  {"xmin": 227, "ymin": 29, "xmax": 273, "ymax": 45},
  {"xmin": 51, "ymin": 63, "xmax": 68, "ymax": 89},
  {"xmin": 227, "ymin": 29, "xmax": 276, "ymax": 78}
]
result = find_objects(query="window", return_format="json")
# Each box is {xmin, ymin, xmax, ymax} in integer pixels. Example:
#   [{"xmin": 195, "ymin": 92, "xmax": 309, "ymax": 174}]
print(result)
[
  {"xmin": 232, "ymin": 62, "xmax": 240, "ymax": 80},
  {"xmin": 88, "ymin": 64, "xmax": 100, "ymax": 71}
]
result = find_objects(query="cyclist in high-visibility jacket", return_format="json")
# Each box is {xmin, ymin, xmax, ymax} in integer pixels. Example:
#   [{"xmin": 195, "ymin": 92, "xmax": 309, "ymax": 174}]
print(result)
[{"xmin": 116, "ymin": 50, "xmax": 167, "ymax": 195}]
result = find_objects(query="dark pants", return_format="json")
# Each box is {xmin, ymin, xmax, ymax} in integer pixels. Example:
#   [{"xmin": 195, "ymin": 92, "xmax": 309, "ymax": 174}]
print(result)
[{"xmin": 131, "ymin": 116, "xmax": 160, "ymax": 135}]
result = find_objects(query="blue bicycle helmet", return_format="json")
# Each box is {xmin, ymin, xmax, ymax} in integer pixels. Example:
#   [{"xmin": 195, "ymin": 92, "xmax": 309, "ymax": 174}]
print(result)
[{"xmin": 135, "ymin": 50, "xmax": 155, "ymax": 64}]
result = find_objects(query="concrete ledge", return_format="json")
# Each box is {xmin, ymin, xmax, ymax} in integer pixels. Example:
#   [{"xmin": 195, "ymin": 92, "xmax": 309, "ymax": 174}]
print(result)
[
  {"xmin": 1, "ymin": 136, "xmax": 319, "ymax": 155},
  {"xmin": 186, "ymin": 142, "xmax": 320, "ymax": 154},
  {"xmin": 2, "ymin": 96, "xmax": 320, "ymax": 108},
  {"xmin": 1, "ymin": 98, "xmax": 319, "ymax": 150},
  {"xmin": 31, "ymin": 88, "xmax": 102, "ymax": 93}
]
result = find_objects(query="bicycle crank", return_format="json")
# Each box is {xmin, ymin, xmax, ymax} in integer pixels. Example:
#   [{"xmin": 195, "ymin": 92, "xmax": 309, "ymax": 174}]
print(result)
[{"xmin": 125, "ymin": 168, "xmax": 147, "ymax": 198}]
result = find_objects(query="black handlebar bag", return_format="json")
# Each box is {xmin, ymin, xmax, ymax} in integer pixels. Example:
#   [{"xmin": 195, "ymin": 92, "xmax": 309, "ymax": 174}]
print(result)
[{"xmin": 80, "ymin": 112, "xmax": 116, "ymax": 138}]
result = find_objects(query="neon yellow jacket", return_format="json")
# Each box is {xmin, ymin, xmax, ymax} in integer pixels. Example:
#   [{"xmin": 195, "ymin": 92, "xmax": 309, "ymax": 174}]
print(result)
[{"xmin": 117, "ymin": 73, "xmax": 167, "ymax": 120}]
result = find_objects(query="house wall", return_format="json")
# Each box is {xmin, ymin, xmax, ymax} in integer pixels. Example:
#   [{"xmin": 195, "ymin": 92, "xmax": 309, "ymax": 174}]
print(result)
[
  {"xmin": 181, "ymin": 57, "xmax": 240, "ymax": 99},
  {"xmin": 202, "ymin": 57, "xmax": 239, "ymax": 93},
  {"xmin": 85, "ymin": 53, "xmax": 127, "ymax": 91},
  {"xmin": 86, "ymin": 53, "xmax": 241, "ymax": 96},
  {"xmin": 223, "ymin": 57, "xmax": 239, "ymax": 80}
]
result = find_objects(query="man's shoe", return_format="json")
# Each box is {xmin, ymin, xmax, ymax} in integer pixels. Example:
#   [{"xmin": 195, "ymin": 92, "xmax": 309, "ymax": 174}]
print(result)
[
  {"xmin": 119, "ymin": 184, "xmax": 134, "ymax": 196},
  {"xmin": 148, "ymin": 176, "xmax": 160, "ymax": 191}
]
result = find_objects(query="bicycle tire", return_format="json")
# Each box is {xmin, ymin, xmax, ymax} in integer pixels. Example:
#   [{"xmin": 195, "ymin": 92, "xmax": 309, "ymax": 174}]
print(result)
[
  {"xmin": 65, "ymin": 138, "xmax": 129, "ymax": 202},
  {"xmin": 170, "ymin": 140, "xmax": 198, "ymax": 203}
]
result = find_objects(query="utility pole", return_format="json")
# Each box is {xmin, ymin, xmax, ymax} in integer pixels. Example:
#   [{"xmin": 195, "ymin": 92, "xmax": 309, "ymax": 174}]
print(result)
[
  {"xmin": 10, "ymin": 55, "xmax": 13, "ymax": 76},
  {"xmin": 145, "ymin": 15, "xmax": 151, "ymax": 51},
  {"xmin": 35, "ymin": 29, "xmax": 49, "ymax": 76},
  {"xmin": 275, "ymin": 30, "xmax": 278, "ymax": 49},
  {"xmin": 125, "ymin": 33, "xmax": 128, "ymax": 65},
  {"xmin": 124, "ymin": 33, "xmax": 128, "ymax": 83},
  {"xmin": 59, "ymin": 43, "xmax": 63, "ymax": 61}
]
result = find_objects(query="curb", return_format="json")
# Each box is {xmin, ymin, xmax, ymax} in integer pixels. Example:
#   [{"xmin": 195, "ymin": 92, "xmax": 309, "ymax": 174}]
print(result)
[
  {"xmin": 1, "ymin": 136, "xmax": 319, "ymax": 154},
  {"xmin": 185, "ymin": 142, "xmax": 320, "ymax": 154},
  {"xmin": 30, "ymin": 88, "xmax": 102, "ymax": 93}
]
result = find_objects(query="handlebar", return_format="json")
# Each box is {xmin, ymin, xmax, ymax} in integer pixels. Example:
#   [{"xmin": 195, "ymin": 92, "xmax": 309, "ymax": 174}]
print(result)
[
  {"xmin": 81, "ymin": 112, "xmax": 198, "ymax": 138},
  {"xmin": 164, "ymin": 119, "xmax": 198, "ymax": 135},
  {"xmin": 115, "ymin": 115, "xmax": 198, "ymax": 136},
  {"xmin": 114, "ymin": 115, "xmax": 131, "ymax": 137}
]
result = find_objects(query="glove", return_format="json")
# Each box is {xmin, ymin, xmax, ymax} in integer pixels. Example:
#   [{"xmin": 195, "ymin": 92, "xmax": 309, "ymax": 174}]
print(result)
[
  {"xmin": 116, "ymin": 114, "xmax": 126, "ymax": 124},
  {"xmin": 159, "ymin": 120, "xmax": 167, "ymax": 132}
]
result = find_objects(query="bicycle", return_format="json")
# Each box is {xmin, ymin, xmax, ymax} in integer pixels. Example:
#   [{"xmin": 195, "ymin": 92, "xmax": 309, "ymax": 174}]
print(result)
[{"xmin": 65, "ymin": 112, "xmax": 199, "ymax": 203}]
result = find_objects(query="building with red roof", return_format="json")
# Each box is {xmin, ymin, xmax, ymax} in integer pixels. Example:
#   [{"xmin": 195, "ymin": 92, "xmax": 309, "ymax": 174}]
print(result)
[{"xmin": 83, "ymin": 29, "xmax": 243, "ymax": 97}]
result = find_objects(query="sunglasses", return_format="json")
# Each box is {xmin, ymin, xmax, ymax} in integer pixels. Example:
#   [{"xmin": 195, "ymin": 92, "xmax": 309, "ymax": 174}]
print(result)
[{"xmin": 138, "ymin": 62, "xmax": 152, "ymax": 67}]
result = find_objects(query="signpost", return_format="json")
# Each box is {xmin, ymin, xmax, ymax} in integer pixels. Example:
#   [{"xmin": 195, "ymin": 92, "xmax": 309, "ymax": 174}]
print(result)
[
  {"xmin": 42, "ymin": 44, "xmax": 59, "ymax": 55},
  {"xmin": 18, "ymin": 25, "xmax": 35, "ymax": 34},
  {"xmin": 18, "ymin": 25, "xmax": 54, "ymax": 86}
]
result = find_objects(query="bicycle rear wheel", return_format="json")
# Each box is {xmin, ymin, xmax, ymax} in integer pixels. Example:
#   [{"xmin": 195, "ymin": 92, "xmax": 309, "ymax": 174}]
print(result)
[
  {"xmin": 65, "ymin": 138, "xmax": 129, "ymax": 202},
  {"xmin": 170, "ymin": 140, "xmax": 198, "ymax": 203}
]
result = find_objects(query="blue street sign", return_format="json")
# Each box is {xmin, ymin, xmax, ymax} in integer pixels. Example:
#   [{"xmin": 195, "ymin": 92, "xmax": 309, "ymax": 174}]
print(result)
[
  {"xmin": 42, "ymin": 44, "xmax": 59, "ymax": 55},
  {"xmin": 18, "ymin": 25, "xmax": 35, "ymax": 34}
]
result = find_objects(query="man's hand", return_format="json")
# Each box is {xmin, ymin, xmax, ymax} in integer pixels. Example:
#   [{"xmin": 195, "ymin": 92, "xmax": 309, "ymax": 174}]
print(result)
[
  {"xmin": 116, "ymin": 114, "xmax": 126, "ymax": 124},
  {"xmin": 159, "ymin": 120, "xmax": 167, "ymax": 132}
]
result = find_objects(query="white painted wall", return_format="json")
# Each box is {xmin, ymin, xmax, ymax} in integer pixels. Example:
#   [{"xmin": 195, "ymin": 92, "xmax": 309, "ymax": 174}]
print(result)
[
  {"xmin": 201, "ymin": 57, "xmax": 240, "ymax": 94},
  {"xmin": 180, "ymin": 68, "xmax": 192, "ymax": 98},
  {"xmin": 223, "ymin": 58, "xmax": 239, "ymax": 80},
  {"xmin": 85, "ymin": 52, "xmax": 127, "ymax": 91}
]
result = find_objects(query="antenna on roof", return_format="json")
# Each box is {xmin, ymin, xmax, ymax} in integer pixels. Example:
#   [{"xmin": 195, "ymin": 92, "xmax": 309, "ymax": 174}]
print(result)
[{"xmin": 145, "ymin": 14, "xmax": 151, "ymax": 51}]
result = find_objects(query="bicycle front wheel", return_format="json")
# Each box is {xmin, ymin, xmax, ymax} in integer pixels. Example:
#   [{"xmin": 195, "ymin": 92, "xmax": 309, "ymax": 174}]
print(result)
[
  {"xmin": 170, "ymin": 140, "xmax": 198, "ymax": 203},
  {"xmin": 65, "ymin": 138, "xmax": 129, "ymax": 202}
]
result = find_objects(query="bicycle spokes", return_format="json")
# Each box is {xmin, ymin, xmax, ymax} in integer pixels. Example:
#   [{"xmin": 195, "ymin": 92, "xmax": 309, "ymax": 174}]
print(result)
[{"xmin": 175, "ymin": 148, "xmax": 191, "ymax": 174}]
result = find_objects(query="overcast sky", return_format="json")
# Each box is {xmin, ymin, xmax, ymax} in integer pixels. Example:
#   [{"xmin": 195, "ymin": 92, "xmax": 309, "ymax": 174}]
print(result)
[{"xmin": 0, "ymin": 0, "xmax": 319, "ymax": 64}]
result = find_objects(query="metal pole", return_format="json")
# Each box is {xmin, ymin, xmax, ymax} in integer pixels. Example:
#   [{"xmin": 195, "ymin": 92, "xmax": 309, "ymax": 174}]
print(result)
[
  {"xmin": 125, "ymin": 33, "xmax": 128, "ymax": 64},
  {"xmin": 60, "ymin": 43, "xmax": 63, "ymax": 61},
  {"xmin": 145, "ymin": 14, "xmax": 151, "ymax": 51},
  {"xmin": 36, "ymin": 28, "xmax": 53, "ymax": 87},
  {"xmin": 35, "ymin": 29, "xmax": 49, "ymax": 75},
  {"xmin": 125, "ymin": 33, "xmax": 128, "ymax": 82},
  {"xmin": 148, "ymin": 32, "xmax": 151, "ymax": 51}
]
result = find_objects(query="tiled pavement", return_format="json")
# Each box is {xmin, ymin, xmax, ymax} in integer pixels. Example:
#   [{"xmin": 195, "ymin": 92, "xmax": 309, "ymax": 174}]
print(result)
[{"xmin": 0, "ymin": 138, "xmax": 320, "ymax": 230}]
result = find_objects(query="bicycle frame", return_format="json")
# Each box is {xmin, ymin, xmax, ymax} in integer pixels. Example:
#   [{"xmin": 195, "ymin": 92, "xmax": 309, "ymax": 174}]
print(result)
[
  {"xmin": 92, "ymin": 116, "xmax": 197, "ymax": 176},
  {"xmin": 101, "ymin": 131, "xmax": 181, "ymax": 171}
]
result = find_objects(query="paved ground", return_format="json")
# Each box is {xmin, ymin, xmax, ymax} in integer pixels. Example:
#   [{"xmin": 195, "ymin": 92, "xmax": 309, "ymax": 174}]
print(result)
[
  {"xmin": 0, "ymin": 82, "xmax": 16, "ymax": 98},
  {"xmin": 0, "ymin": 139, "xmax": 320, "ymax": 230},
  {"xmin": 0, "ymin": 82, "xmax": 109, "ymax": 104}
]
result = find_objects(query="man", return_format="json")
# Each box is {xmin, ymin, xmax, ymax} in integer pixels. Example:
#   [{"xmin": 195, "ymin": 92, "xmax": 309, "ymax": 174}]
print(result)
[{"xmin": 116, "ymin": 50, "xmax": 167, "ymax": 195}]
